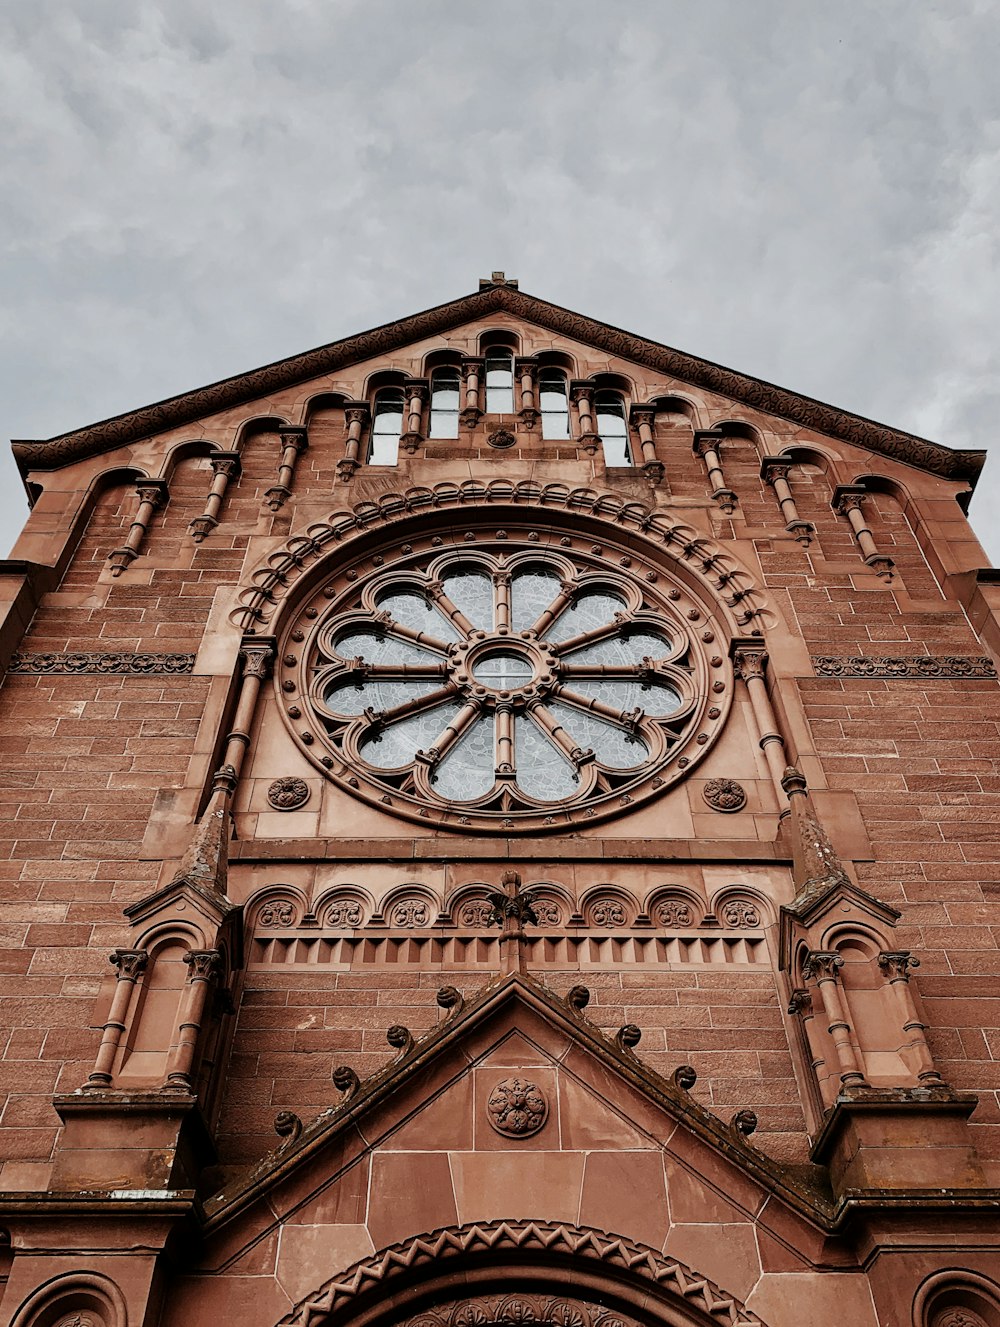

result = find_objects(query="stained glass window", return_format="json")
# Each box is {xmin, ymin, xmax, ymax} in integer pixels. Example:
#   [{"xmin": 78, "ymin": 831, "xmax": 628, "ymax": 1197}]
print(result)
[{"xmin": 291, "ymin": 537, "xmax": 707, "ymax": 829}]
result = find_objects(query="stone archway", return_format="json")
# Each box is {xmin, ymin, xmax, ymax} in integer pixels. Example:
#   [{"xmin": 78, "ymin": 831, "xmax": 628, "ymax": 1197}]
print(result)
[{"xmin": 278, "ymin": 1220, "xmax": 766, "ymax": 1327}]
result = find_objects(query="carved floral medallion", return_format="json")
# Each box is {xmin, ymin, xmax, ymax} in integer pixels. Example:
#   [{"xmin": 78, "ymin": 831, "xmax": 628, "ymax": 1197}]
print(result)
[
  {"xmin": 486, "ymin": 1077, "xmax": 548, "ymax": 1137},
  {"xmin": 267, "ymin": 776, "xmax": 310, "ymax": 810},
  {"xmin": 702, "ymin": 777, "xmax": 747, "ymax": 813}
]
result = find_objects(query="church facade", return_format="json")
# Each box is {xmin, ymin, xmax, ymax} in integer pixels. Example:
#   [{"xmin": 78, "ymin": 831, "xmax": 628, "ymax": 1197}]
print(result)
[{"xmin": 1, "ymin": 274, "xmax": 999, "ymax": 1327}]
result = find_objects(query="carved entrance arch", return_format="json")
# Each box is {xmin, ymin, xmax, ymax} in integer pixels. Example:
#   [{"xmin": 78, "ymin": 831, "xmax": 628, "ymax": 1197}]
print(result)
[{"xmin": 278, "ymin": 1220, "xmax": 766, "ymax": 1327}]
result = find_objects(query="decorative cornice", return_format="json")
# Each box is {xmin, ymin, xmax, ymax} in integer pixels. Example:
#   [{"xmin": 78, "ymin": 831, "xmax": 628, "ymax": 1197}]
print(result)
[
  {"xmin": 11, "ymin": 285, "xmax": 983, "ymax": 484},
  {"xmin": 279, "ymin": 1220, "xmax": 764, "ymax": 1327},
  {"xmin": 812, "ymin": 654, "xmax": 997, "ymax": 679},
  {"xmin": 7, "ymin": 651, "xmax": 196, "ymax": 675}
]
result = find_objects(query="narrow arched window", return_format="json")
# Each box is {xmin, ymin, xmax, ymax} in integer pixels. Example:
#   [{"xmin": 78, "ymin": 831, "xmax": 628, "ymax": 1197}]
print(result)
[
  {"xmin": 485, "ymin": 349, "xmax": 514, "ymax": 414},
  {"xmin": 538, "ymin": 369, "xmax": 570, "ymax": 440},
  {"xmin": 369, "ymin": 388, "xmax": 404, "ymax": 465},
  {"xmin": 595, "ymin": 391, "xmax": 630, "ymax": 467},
  {"xmin": 430, "ymin": 368, "xmax": 461, "ymax": 438}
]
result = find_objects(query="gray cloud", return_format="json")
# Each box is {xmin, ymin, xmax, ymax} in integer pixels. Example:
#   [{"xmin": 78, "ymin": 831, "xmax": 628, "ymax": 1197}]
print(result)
[{"xmin": 2, "ymin": 1, "xmax": 999, "ymax": 558}]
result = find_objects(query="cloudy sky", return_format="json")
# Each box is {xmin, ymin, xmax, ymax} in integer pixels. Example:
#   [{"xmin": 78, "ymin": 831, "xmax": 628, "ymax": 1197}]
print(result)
[{"xmin": 3, "ymin": 1, "xmax": 999, "ymax": 560}]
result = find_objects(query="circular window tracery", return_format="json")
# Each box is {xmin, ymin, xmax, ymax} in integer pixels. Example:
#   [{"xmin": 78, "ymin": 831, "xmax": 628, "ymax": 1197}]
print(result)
[{"xmin": 280, "ymin": 531, "xmax": 732, "ymax": 833}]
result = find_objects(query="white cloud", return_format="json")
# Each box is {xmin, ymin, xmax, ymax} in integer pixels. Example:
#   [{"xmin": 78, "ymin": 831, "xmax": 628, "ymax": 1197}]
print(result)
[{"xmin": 1, "ymin": 1, "xmax": 999, "ymax": 559}]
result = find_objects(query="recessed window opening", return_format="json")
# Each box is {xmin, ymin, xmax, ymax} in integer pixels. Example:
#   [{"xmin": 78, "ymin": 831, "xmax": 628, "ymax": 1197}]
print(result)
[
  {"xmin": 369, "ymin": 388, "xmax": 404, "ymax": 465},
  {"xmin": 485, "ymin": 349, "xmax": 514, "ymax": 414},
  {"xmin": 595, "ymin": 390, "xmax": 631, "ymax": 467},
  {"xmin": 539, "ymin": 369, "xmax": 570, "ymax": 440},
  {"xmin": 430, "ymin": 368, "xmax": 461, "ymax": 438}
]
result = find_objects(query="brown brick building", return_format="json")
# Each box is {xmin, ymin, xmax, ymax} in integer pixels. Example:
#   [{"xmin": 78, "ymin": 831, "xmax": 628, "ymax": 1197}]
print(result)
[{"xmin": 1, "ymin": 275, "xmax": 999, "ymax": 1327}]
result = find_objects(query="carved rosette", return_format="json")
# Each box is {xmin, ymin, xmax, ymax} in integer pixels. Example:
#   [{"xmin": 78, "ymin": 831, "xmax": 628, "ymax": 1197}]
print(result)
[
  {"xmin": 486, "ymin": 427, "xmax": 516, "ymax": 449},
  {"xmin": 702, "ymin": 777, "xmax": 747, "ymax": 813},
  {"xmin": 721, "ymin": 900, "xmax": 761, "ymax": 928},
  {"xmin": 486, "ymin": 1077, "xmax": 548, "ymax": 1137},
  {"xmin": 655, "ymin": 899, "xmax": 694, "ymax": 927},
  {"xmin": 258, "ymin": 901, "xmax": 296, "ymax": 928},
  {"xmin": 267, "ymin": 776, "xmax": 310, "ymax": 810}
]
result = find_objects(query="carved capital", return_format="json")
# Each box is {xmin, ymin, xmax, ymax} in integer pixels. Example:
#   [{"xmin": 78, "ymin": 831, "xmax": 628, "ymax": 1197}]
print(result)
[
  {"xmin": 184, "ymin": 948, "xmax": 222, "ymax": 982},
  {"xmin": 787, "ymin": 987, "xmax": 813, "ymax": 1016},
  {"xmin": 730, "ymin": 642, "xmax": 768, "ymax": 682},
  {"xmin": 692, "ymin": 428, "xmax": 725, "ymax": 459},
  {"xmin": 760, "ymin": 456, "xmax": 791, "ymax": 486},
  {"xmin": 135, "ymin": 479, "xmax": 169, "ymax": 509},
  {"xmin": 629, "ymin": 404, "xmax": 656, "ymax": 429},
  {"xmin": 344, "ymin": 405, "xmax": 370, "ymax": 426},
  {"xmin": 239, "ymin": 637, "xmax": 276, "ymax": 680},
  {"xmin": 802, "ymin": 950, "xmax": 844, "ymax": 981},
  {"xmin": 832, "ymin": 485, "xmax": 867, "ymax": 516},
  {"xmin": 278, "ymin": 424, "xmax": 309, "ymax": 451},
  {"xmin": 878, "ymin": 950, "xmax": 920, "ymax": 981},
  {"xmin": 461, "ymin": 356, "xmax": 485, "ymax": 379},
  {"xmin": 569, "ymin": 381, "xmax": 594, "ymax": 405},
  {"xmin": 110, "ymin": 948, "xmax": 148, "ymax": 981},
  {"xmin": 209, "ymin": 450, "xmax": 241, "ymax": 479},
  {"xmin": 403, "ymin": 378, "xmax": 429, "ymax": 402}
]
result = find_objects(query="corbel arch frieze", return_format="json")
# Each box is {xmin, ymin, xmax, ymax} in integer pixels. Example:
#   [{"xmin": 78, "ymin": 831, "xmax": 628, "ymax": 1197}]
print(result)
[
  {"xmin": 228, "ymin": 482, "xmax": 776, "ymax": 640},
  {"xmin": 276, "ymin": 1220, "xmax": 766, "ymax": 1327}
]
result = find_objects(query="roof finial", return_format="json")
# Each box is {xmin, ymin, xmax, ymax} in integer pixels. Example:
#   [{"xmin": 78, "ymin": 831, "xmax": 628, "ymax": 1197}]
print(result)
[{"xmin": 479, "ymin": 270, "xmax": 518, "ymax": 290}]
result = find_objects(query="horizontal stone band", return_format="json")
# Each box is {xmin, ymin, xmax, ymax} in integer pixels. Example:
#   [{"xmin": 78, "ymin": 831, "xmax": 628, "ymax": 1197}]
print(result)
[
  {"xmin": 8, "ymin": 651, "xmax": 196, "ymax": 674},
  {"xmin": 812, "ymin": 654, "xmax": 996, "ymax": 679}
]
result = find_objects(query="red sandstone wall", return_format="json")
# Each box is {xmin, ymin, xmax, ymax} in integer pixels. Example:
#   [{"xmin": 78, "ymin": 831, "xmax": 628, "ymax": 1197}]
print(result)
[{"xmin": 2, "ymin": 314, "xmax": 999, "ymax": 1195}]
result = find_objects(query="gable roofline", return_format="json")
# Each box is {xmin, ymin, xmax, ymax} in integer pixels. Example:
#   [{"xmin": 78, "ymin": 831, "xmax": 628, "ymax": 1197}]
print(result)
[
  {"xmin": 11, "ymin": 283, "xmax": 985, "ymax": 485},
  {"xmin": 201, "ymin": 969, "xmax": 834, "ymax": 1233}
]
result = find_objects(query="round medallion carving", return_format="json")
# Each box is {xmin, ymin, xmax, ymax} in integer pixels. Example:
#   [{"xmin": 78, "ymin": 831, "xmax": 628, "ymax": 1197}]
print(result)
[
  {"xmin": 702, "ymin": 777, "xmax": 747, "ymax": 813},
  {"xmin": 486, "ymin": 427, "xmax": 516, "ymax": 449},
  {"xmin": 267, "ymin": 776, "xmax": 310, "ymax": 810},
  {"xmin": 486, "ymin": 1077, "xmax": 548, "ymax": 1137}
]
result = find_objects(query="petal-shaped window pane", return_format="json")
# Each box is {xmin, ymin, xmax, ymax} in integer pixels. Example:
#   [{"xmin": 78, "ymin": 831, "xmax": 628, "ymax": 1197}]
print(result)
[
  {"xmin": 324, "ymin": 678, "xmax": 443, "ymax": 716},
  {"xmin": 432, "ymin": 715, "xmax": 496, "ymax": 801},
  {"xmin": 562, "ymin": 678, "xmax": 682, "ymax": 716},
  {"xmin": 334, "ymin": 630, "xmax": 441, "ymax": 665},
  {"xmin": 546, "ymin": 592, "xmax": 626, "ymax": 643},
  {"xmin": 375, "ymin": 591, "xmax": 461, "ymax": 641},
  {"xmin": 360, "ymin": 700, "xmax": 464, "ymax": 769},
  {"xmin": 565, "ymin": 630, "xmax": 671, "ymax": 666},
  {"xmin": 548, "ymin": 699, "xmax": 649, "ymax": 769},
  {"xmin": 511, "ymin": 569, "xmax": 562, "ymax": 632},
  {"xmin": 442, "ymin": 570, "xmax": 494, "ymax": 631},
  {"xmin": 514, "ymin": 715, "xmax": 579, "ymax": 802}
]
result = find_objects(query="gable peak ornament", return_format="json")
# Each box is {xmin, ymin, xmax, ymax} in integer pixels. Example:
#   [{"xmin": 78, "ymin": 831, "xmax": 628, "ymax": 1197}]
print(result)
[{"xmin": 486, "ymin": 1076, "xmax": 548, "ymax": 1137}]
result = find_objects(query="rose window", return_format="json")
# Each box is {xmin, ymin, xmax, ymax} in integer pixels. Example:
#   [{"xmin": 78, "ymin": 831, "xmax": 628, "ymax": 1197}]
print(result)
[{"xmin": 280, "ymin": 533, "xmax": 729, "ymax": 832}]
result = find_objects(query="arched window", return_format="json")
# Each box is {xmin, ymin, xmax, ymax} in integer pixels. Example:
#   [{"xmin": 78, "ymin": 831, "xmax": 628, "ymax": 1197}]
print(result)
[
  {"xmin": 369, "ymin": 388, "xmax": 404, "ymax": 465},
  {"xmin": 485, "ymin": 349, "xmax": 514, "ymax": 414},
  {"xmin": 538, "ymin": 369, "xmax": 570, "ymax": 440},
  {"xmin": 430, "ymin": 368, "xmax": 461, "ymax": 438},
  {"xmin": 595, "ymin": 390, "xmax": 631, "ymax": 467}
]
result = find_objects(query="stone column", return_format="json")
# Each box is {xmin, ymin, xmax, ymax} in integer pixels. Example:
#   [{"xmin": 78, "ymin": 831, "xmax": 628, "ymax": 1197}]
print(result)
[
  {"xmin": 190, "ymin": 451, "xmax": 241, "ymax": 542},
  {"xmin": 730, "ymin": 642, "xmax": 788, "ymax": 798},
  {"xmin": 692, "ymin": 429, "xmax": 737, "ymax": 513},
  {"xmin": 215, "ymin": 638, "xmax": 277, "ymax": 788},
  {"xmin": 803, "ymin": 950, "xmax": 867, "ymax": 1088},
  {"xmin": 570, "ymin": 382, "xmax": 599, "ymax": 454},
  {"xmin": 85, "ymin": 949, "xmax": 148, "ymax": 1087},
  {"xmin": 460, "ymin": 357, "xmax": 484, "ymax": 428},
  {"xmin": 760, "ymin": 456, "xmax": 814, "ymax": 545},
  {"xmin": 108, "ymin": 478, "xmax": 169, "ymax": 576},
  {"xmin": 788, "ymin": 986, "xmax": 833, "ymax": 1104},
  {"xmin": 337, "ymin": 402, "xmax": 370, "ymax": 482},
  {"xmin": 164, "ymin": 949, "xmax": 222, "ymax": 1090},
  {"xmin": 400, "ymin": 379, "xmax": 428, "ymax": 453},
  {"xmin": 832, "ymin": 485, "xmax": 895, "ymax": 580},
  {"xmin": 515, "ymin": 356, "xmax": 538, "ymax": 429},
  {"xmin": 630, "ymin": 405, "xmax": 664, "ymax": 486},
  {"xmin": 264, "ymin": 425, "xmax": 308, "ymax": 510},
  {"xmin": 878, "ymin": 950, "xmax": 944, "ymax": 1084}
]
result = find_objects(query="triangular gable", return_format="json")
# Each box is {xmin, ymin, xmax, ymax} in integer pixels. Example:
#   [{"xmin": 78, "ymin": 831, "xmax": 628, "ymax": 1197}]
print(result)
[
  {"xmin": 13, "ymin": 283, "xmax": 983, "ymax": 484},
  {"xmin": 200, "ymin": 971, "xmax": 837, "ymax": 1265}
]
